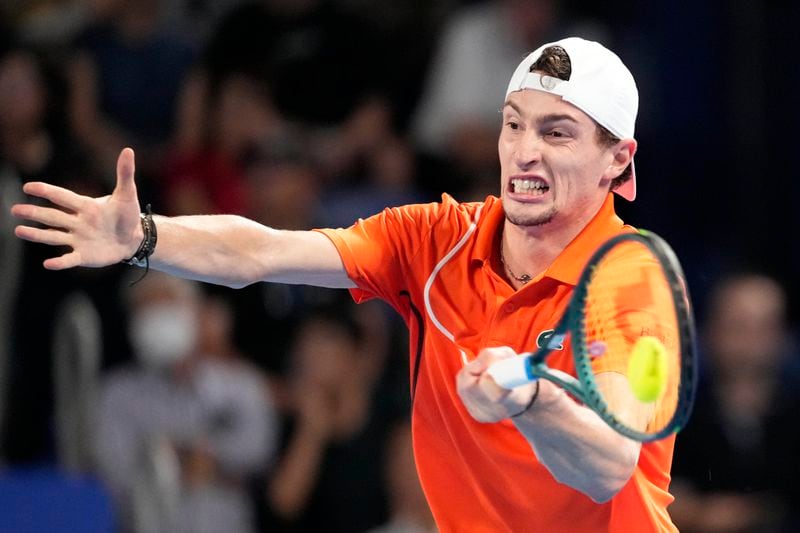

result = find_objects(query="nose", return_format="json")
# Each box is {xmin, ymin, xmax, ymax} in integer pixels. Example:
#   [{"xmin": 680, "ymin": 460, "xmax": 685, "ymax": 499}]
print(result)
[{"xmin": 513, "ymin": 131, "xmax": 543, "ymax": 170}]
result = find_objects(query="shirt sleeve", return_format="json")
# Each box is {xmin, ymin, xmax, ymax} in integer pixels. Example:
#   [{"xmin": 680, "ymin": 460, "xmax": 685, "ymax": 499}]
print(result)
[{"xmin": 314, "ymin": 197, "xmax": 456, "ymax": 311}]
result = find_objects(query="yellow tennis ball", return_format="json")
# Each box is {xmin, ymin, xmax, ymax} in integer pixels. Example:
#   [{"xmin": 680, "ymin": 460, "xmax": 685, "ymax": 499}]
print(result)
[{"xmin": 627, "ymin": 336, "xmax": 668, "ymax": 403}]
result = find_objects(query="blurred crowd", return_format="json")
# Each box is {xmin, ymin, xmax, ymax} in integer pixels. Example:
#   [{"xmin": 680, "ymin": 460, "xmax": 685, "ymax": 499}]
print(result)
[{"xmin": 0, "ymin": 1, "xmax": 799, "ymax": 532}]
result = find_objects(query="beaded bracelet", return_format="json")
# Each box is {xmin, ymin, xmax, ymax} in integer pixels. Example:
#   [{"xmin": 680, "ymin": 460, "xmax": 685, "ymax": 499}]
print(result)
[{"xmin": 122, "ymin": 204, "xmax": 157, "ymax": 283}]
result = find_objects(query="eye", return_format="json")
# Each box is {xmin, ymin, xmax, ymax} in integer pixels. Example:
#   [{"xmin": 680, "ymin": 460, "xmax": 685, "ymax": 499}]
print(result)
[
  {"xmin": 505, "ymin": 120, "xmax": 521, "ymax": 131},
  {"xmin": 545, "ymin": 129, "xmax": 572, "ymax": 140}
]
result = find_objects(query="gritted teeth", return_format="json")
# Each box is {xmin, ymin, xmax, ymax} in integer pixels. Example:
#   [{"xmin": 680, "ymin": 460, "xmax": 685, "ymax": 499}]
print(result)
[{"xmin": 511, "ymin": 178, "xmax": 549, "ymax": 195}]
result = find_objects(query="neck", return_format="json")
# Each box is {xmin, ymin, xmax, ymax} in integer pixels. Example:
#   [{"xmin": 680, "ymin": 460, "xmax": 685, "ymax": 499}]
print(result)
[
  {"xmin": 500, "ymin": 224, "xmax": 566, "ymax": 288},
  {"xmin": 500, "ymin": 197, "xmax": 607, "ymax": 285}
]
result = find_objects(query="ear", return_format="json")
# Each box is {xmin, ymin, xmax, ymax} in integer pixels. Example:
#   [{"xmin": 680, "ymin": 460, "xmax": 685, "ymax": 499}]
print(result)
[{"xmin": 604, "ymin": 138, "xmax": 637, "ymax": 180}]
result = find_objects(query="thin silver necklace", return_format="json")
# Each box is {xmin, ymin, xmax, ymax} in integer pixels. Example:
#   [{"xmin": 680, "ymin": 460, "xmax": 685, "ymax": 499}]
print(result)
[{"xmin": 500, "ymin": 240, "xmax": 531, "ymax": 284}]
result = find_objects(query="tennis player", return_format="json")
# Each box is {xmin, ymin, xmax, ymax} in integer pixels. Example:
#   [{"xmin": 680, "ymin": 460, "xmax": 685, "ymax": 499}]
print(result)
[{"xmin": 12, "ymin": 37, "xmax": 677, "ymax": 531}]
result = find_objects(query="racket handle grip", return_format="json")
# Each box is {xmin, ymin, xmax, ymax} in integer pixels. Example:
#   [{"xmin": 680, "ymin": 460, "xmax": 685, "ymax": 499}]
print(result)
[{"xmin": 486, "ymin": 357, "xmax": 536, "ymax": 389}]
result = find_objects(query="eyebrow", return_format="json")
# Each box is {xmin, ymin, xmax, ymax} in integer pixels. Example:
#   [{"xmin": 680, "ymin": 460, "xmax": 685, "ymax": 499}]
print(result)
[
  {"xmin": 502, "ymin": 101, "xmax": 524, "ymax": 116},
  {"xmin": 502, "ymin": 102, "xmax": 580, "ymax": 125},
  {"xmin": 539, "ymin": 113, "xmax": 580, "ymax": 125}
]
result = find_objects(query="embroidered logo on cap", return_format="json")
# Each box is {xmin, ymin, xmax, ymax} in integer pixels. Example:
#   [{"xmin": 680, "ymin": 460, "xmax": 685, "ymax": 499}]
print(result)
[{"xmin": 539, "ymin": 75, "xmax": 558, "ymax": 90}]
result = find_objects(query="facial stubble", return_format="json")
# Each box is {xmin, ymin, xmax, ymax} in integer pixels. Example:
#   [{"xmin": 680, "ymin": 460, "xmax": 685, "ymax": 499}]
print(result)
[{"xmin": 504, "ymin": 205, "xmax": 558, "ymax": 227}]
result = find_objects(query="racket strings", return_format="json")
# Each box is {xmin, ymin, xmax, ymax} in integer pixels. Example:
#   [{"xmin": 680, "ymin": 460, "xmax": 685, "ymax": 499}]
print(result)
[{"xmin": 582, "ymin": 241, "xmax": 682, "ymax": 436}]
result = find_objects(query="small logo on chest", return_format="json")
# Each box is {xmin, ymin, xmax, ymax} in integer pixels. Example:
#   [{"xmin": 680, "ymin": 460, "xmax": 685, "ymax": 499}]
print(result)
[{"xmin": 536, "ymin": 329, "xmax": 565, "ymax": 350}]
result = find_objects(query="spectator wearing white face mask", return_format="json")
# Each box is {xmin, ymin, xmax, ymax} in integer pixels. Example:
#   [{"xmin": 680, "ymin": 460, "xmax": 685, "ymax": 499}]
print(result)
[
  {"xmin": 94, "ymin": 272, "xmax": 277, "ymax": 533},
  {"xmin": 127, "ymin": 287, "xmax": 199, "ymax": 371}
]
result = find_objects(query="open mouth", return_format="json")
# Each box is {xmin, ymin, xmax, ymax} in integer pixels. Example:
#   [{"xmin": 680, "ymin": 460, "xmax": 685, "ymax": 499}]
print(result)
[{"xmin": 510, "ymin": 178, "xmax": 549, "ymax": 196}]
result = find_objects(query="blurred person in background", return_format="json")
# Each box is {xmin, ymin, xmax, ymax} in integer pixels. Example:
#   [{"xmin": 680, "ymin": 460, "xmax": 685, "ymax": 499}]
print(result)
[
  {"xmin": 0, "ymin": 44, "xmax": 123, "ymax": 464},
  {"xmin": 0, "ymin": 46, "xmax": 86, "ymax": 187},
  {"xmin": 171, "ymin": 0, "xmax": 380, "ymax": 162},
  {"xmin": 67, "ymin": 0, "xmax": 195, "ymax": 180},
  {"xmin": 263, "ymin": 303, "xmax": 399, "ymax": 532},
  {"xmin": 670, "ymin": 273, "xmax": 800, "ymax": 532},
  {"xmin": 223, "ymin": 143, "xmax": 326, "ymax": 379},
  {"xmin": 175, "ymin": 0, "xmax": 416, "ymax": 205},
  {"xmin": 228, "ymin": 145, "xmax": 411, "ymax": 433},
  {"xmin": 243, "ymin": 141, "xmax": 321, "ymax": 232},
  {"xmin": 198, "ymin": 0, "xmax": 379, "ymax": 126},
  {"xmin": 315, "ymin": 97, "xmax": 425, "ymax": 229},
  {"xmin": 159, "ymin": 0, "xmax": 245, "ymax": 46},
  {"xmin": 94, "ymin": 272, "xmax": 277, "ymax": 533},
  {"xmin": 164, "ymin": 72, "xmax": 285, "ymax": 216},
  {"xmin": 367, "ymin": 419, "xmax": 436, "ymax": 533},
  {"xmin": 1, "ymin": 0, "xmax": 90, "ymax": 53}
]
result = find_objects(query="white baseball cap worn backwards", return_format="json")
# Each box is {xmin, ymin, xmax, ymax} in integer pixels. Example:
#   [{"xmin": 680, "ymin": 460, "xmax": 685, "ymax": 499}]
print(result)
[{"xmin": 505, "ymin": 37, "xmax": 639, "ymax": 201}]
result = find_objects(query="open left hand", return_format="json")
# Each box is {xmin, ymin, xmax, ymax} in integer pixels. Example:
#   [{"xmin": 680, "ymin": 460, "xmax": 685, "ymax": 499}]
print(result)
[{"xmin": 11, "ymin": 147, "xmax": 143, "ymax": 269}]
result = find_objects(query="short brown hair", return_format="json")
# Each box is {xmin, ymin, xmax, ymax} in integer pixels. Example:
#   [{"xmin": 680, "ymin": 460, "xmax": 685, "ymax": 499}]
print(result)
[{"xmin": 530, "ymin": 46, "xmax": 633, "ymax": 191}]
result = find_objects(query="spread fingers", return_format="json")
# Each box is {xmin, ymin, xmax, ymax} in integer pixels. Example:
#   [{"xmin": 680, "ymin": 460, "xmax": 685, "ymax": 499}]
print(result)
[
  {"xmin": 21, "ymin": 182, "xmax": 86, "ymax": 212},
  {"xmin": 11, "ymin": 203, "xmax": 75, "ymax": 230},
  {"xmin": 14, "ymin": 225, "xmax": 72, "ymax": 246}
]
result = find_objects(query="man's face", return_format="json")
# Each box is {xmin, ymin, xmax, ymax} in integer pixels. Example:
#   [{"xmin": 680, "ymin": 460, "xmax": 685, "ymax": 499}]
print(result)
[{"xmin": 498, "ymin": 89, "xmax": 619, "ymax": 229}]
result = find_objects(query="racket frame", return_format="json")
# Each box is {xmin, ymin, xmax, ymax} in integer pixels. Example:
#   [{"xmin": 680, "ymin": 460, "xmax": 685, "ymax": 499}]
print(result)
[{"xmin": 496, "ymin": 230, "xmax": 698, "ymax": 443}]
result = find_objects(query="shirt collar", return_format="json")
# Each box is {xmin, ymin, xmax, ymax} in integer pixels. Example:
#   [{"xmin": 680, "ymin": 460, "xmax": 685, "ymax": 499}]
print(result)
[
  {"xmin": 471, "ymin": 193, "xmax": 629, "ymax": 286},
  {"xmin": 471, "ymin": 195, "xmax": 505, "ymax": 265}
]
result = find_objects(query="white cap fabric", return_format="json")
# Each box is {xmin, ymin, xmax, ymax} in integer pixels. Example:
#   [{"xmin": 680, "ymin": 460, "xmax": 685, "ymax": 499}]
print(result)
[{"xmin": 505, "ymin": 37, "xmax": 638, "ymax": 201}]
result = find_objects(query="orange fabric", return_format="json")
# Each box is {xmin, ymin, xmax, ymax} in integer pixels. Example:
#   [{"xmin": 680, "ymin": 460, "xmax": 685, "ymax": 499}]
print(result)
[{"xmin": 316, "ymin": 193, "xmax": 677, "ymax": 532}]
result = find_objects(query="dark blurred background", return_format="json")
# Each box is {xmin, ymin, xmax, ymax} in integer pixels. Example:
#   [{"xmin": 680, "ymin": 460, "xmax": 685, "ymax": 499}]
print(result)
[{"xmin": 0, "ymin": 1, "xmax": 798, "ymax": 532}]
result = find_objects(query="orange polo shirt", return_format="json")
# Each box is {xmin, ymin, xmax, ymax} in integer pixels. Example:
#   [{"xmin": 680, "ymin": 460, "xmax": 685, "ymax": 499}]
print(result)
[{"xmin": 317, "ymin": 193, "xmax": 677, "ymax": 532}]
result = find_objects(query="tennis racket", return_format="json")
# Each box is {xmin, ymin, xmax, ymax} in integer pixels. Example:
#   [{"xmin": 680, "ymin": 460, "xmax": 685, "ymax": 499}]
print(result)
[{"xmin": 487, "ymin": 230, "xmax": 697, "ymax": 442}]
